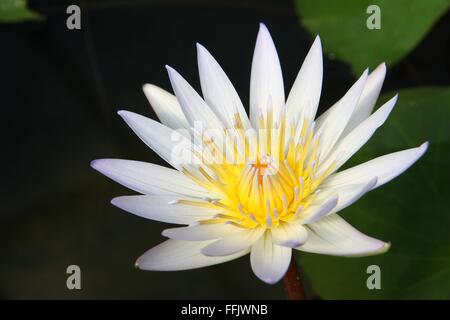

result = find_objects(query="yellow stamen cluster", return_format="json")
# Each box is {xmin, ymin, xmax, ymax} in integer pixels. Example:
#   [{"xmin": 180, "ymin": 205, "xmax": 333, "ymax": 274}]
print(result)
[{"xmin": 181, "ymin": 108, "xmax": 335, "ymax": 229}]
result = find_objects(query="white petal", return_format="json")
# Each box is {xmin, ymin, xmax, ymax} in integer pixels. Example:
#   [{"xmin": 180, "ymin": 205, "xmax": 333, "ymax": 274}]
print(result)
[
  {"xmin": 343, "ymin": 63, "xmax": 386, "ymax": 135},
  {"xmin": 286, "ymin": 36, "xmax": 323, "ymax": 124},
  {"xmin": 315, "ymin": 70, "xmax": 368, "ymax": 159},
  {"xmin": 322, "ymin": 142, "xmax": 428, "ymax": 190},
  {"xmin": 118, "ymin": 110, "xmax": 196, "ymax": 170},
  {"xmin": 328, "ymin": 178, "xmax": 377, "ymax": 213},
  {"xmin": 142, "ymin": 84, "xmax": 190, "ymax": 131},
  {"xmin": 136, "ymin": 239, "xmax": 249, "ymax": 271},
  {"xmin": 201, "ymin": 227, "xmax": 265, "ymax": 256},
  {"xmin": 271, "ymin": 223, "xmax": 308, "ymax": 248},
  {"xmin": 166, "ymin": 65, "xmax": 223, "ymax": 129},
  {"xmin": 111, "ymin": 195, "xmax": 219, "ymax": 224},
  {"xmin": 162, "ymin": 222, "xmax": 242, "ymax": 241},
  {"xmin": 296, "ymin": 214, "xmax": 390, "ymax": 257},
  {"xmin": 250, "ymin": 23, "xmax": 285, "ymax": 127},
  {"xmin": 250, "ymin": 231, "xmax": 291, "ymax": 284},
  {"xmin": 197, "ymin": 43, "xmax": 251, "ymax": 129},
  {"xmin": 91, "ymin": 159, "xmax": 209, "ymax": 197},
  {"xmin": 304, "ymin": 177, "xmax": 378, "ymax": 224},
  {"xmin": 298, "ymin": 194, "xmax": 338, "ymax": 224},
  {"xmin": 318, "ymin": 95, "xmax": 397, "ymax": 175}
]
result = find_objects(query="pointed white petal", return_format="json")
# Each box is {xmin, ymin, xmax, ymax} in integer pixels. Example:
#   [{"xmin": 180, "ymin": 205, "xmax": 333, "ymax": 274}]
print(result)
[
  {"xmin": 136, "ymin": 239, "xmax": 249, "ymax": 271},
  {"xmin": 91, "ymin": 159, "xmax": 209, "ymax": 197},
  {"xmin": 111, "ymin": 195, "xmax": 219, "ymax": 224},
  {"xmin": 322, "ymin": 142, "xmax": 428, "ymax": 190},
  {"xmin": 197, "ymin": 43, "xmax": 251, "ymax": 129},
  {"xmin": 162, "ymin": 223, "xmax": 242, "ymax": 241},
  {"xmin": 315, "ymin": 70, "xmax": 368, "ymax": 159},
  {"xmin": 142, "ymin": 84, "xmax": 190, "ymax": 131},
  {"xmin": 313, "ymin": 178, "xmax": 377, "ymax": 217},
  {"xmin": 296, "ymin": 214, "xmax": 390, "ymax": 257},
  {"xmin": 201, "ymin": 227, "xmax": 265, "ymax": 256},
  {"xmin": 298, "ymin": 195, "xmax": 338, "ymax": 224},
  {"xmin": 286, "ymin": 36, "xmax": 323, "ymax": 124},
  {"xmin": 318, "ymin": 95, "xmax": 397, "ymax": 175},
  {"xmin": 271, "ymin": 223, "xmax": 308, "ymax": 248},
  {"xmin": 250, "ymin": 23, "xmax": 285, "ymax": 127},
  {"xmin": 118, "ymin": 110, "xmax": 196, "ymax": 170},
  {"xmin": 166, "ymin": 65, "xmax": 223, "ymax": 129},
  {"xmin": 250, "ymin": 231, "xmax": 291, "ymax": 284},
  {"xmin": 343, "ymin": 63, "xmax": 386, "ymax": 135},
  {"xmin": 331, "ymin": 178, "xmax": 377, "ymax": 212}
]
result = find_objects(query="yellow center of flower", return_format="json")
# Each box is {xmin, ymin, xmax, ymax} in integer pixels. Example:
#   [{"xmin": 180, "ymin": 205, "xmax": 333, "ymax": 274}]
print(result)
[{"xmin": 181, "ymin": 109, "xmax": 335, "ymax": 229}]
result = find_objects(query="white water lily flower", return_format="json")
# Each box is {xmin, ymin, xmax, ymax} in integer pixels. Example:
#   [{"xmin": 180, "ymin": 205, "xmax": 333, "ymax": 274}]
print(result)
[{"xmin": 91, "ymin": 23, "xmax": 428, "ymax": 284}]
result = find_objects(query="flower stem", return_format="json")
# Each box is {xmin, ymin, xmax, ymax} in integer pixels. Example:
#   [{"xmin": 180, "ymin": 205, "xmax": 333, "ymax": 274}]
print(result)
[{"xmin": 283, "ymin": 254, "xmax": 306, "ymax": 300}]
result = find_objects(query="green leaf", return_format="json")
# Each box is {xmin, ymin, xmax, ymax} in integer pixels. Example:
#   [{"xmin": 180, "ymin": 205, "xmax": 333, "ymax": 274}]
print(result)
[
  {"xmin": 294, "ymin": 0, "xmax": 450, "ymax": 74},
  {"xmin": 299, "ymin": 87, "xmax": 450, "ymax": 299},
  {"xmin": 0, "ymin": 0, "xmax": 42, "ymax": 23}
]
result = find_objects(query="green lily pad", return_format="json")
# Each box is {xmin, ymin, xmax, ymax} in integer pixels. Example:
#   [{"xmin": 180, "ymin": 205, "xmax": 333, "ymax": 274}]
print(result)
[
  {"xmin": 0, "ymin": 0, "xmax": 42, "ymax": 23},
  {"xmin": 294, "ymin": 0, "xmax": 450, "ymax": 74},
  {"xmin": 298, "ymin": 87, "xmax": 450, "ymax": 299}
]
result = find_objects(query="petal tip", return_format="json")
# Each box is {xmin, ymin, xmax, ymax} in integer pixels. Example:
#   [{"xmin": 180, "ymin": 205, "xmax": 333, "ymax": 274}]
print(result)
[
  {"xmin": 312, "ymin": 35, "xmax": 322, "ymax": 49},
  {"xmin": 368, "ymin": 240, "xmax": 391, "ymax": 256},
  {"xmin": 362, "ymin": 68, "xmax": 369, "ymax": 77},
  {"xmin": 165, "ymin": 64, "xmax": 175, "ymax": 73},
  {"xmin": 420, "ymin": 141, "xmax": 429, "ymax": 153},
  {"xmin": 383, "ymin": 94, "xmax": 398, "ymax": 112},
  {"xmin": 135, "ymin": 253, "xmax": 152, "ymax": 270},
  {"xmin": 117, "ymin": 110, "xmax": 139, "ymax": 125},
  {"xmin": 110, "ymin": 196, "xmax": 123, "ymax": 208},
  {"xmin": 256, "ymin": 22, "xmax": 273, "ymax": 42},
  {"xmin": 90, "ymin": 159, "xmax": 100, "ymax": 170},
  {"xmin": 258, "ymin": 22, "xmax": 268, "ymax": 32},
  {"xmin": 196, "ymin": 42, "xmax": 210, "ymax": 61},
  {"xmin": 90, "ymin": 159, "xmax": 110, "ymax": 172},
  {"xmin": 373, "ymin": 62, "xmax": 387, "ymax": 72},
  {"xmin": 117, "ymin": 110, "xmax": 130, "ymax": 118},
  {"xmin": 367, "ymin": 62, "xmax": 386, "ymax": 82},
  {"xmin": 142, "ymin": 83, "xmax": 154, "ymax": 93},
  {"xmin": 166, "ymin": 65, "xmax": 182, "ymax": 82},
  {"xmin": 264, "ymin": 278, "xmax": 279, "ymax": 285},
  {"xmin": 377, "ymin": 241, "xmax": 391, "ymax": 255},
  {"xmin": 196, "ymin": 42, "xmax": 206, "ymax": 52},
  {"xmin": 257, "ymin": 274, "xmax": 282, "ymax": 285}
]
